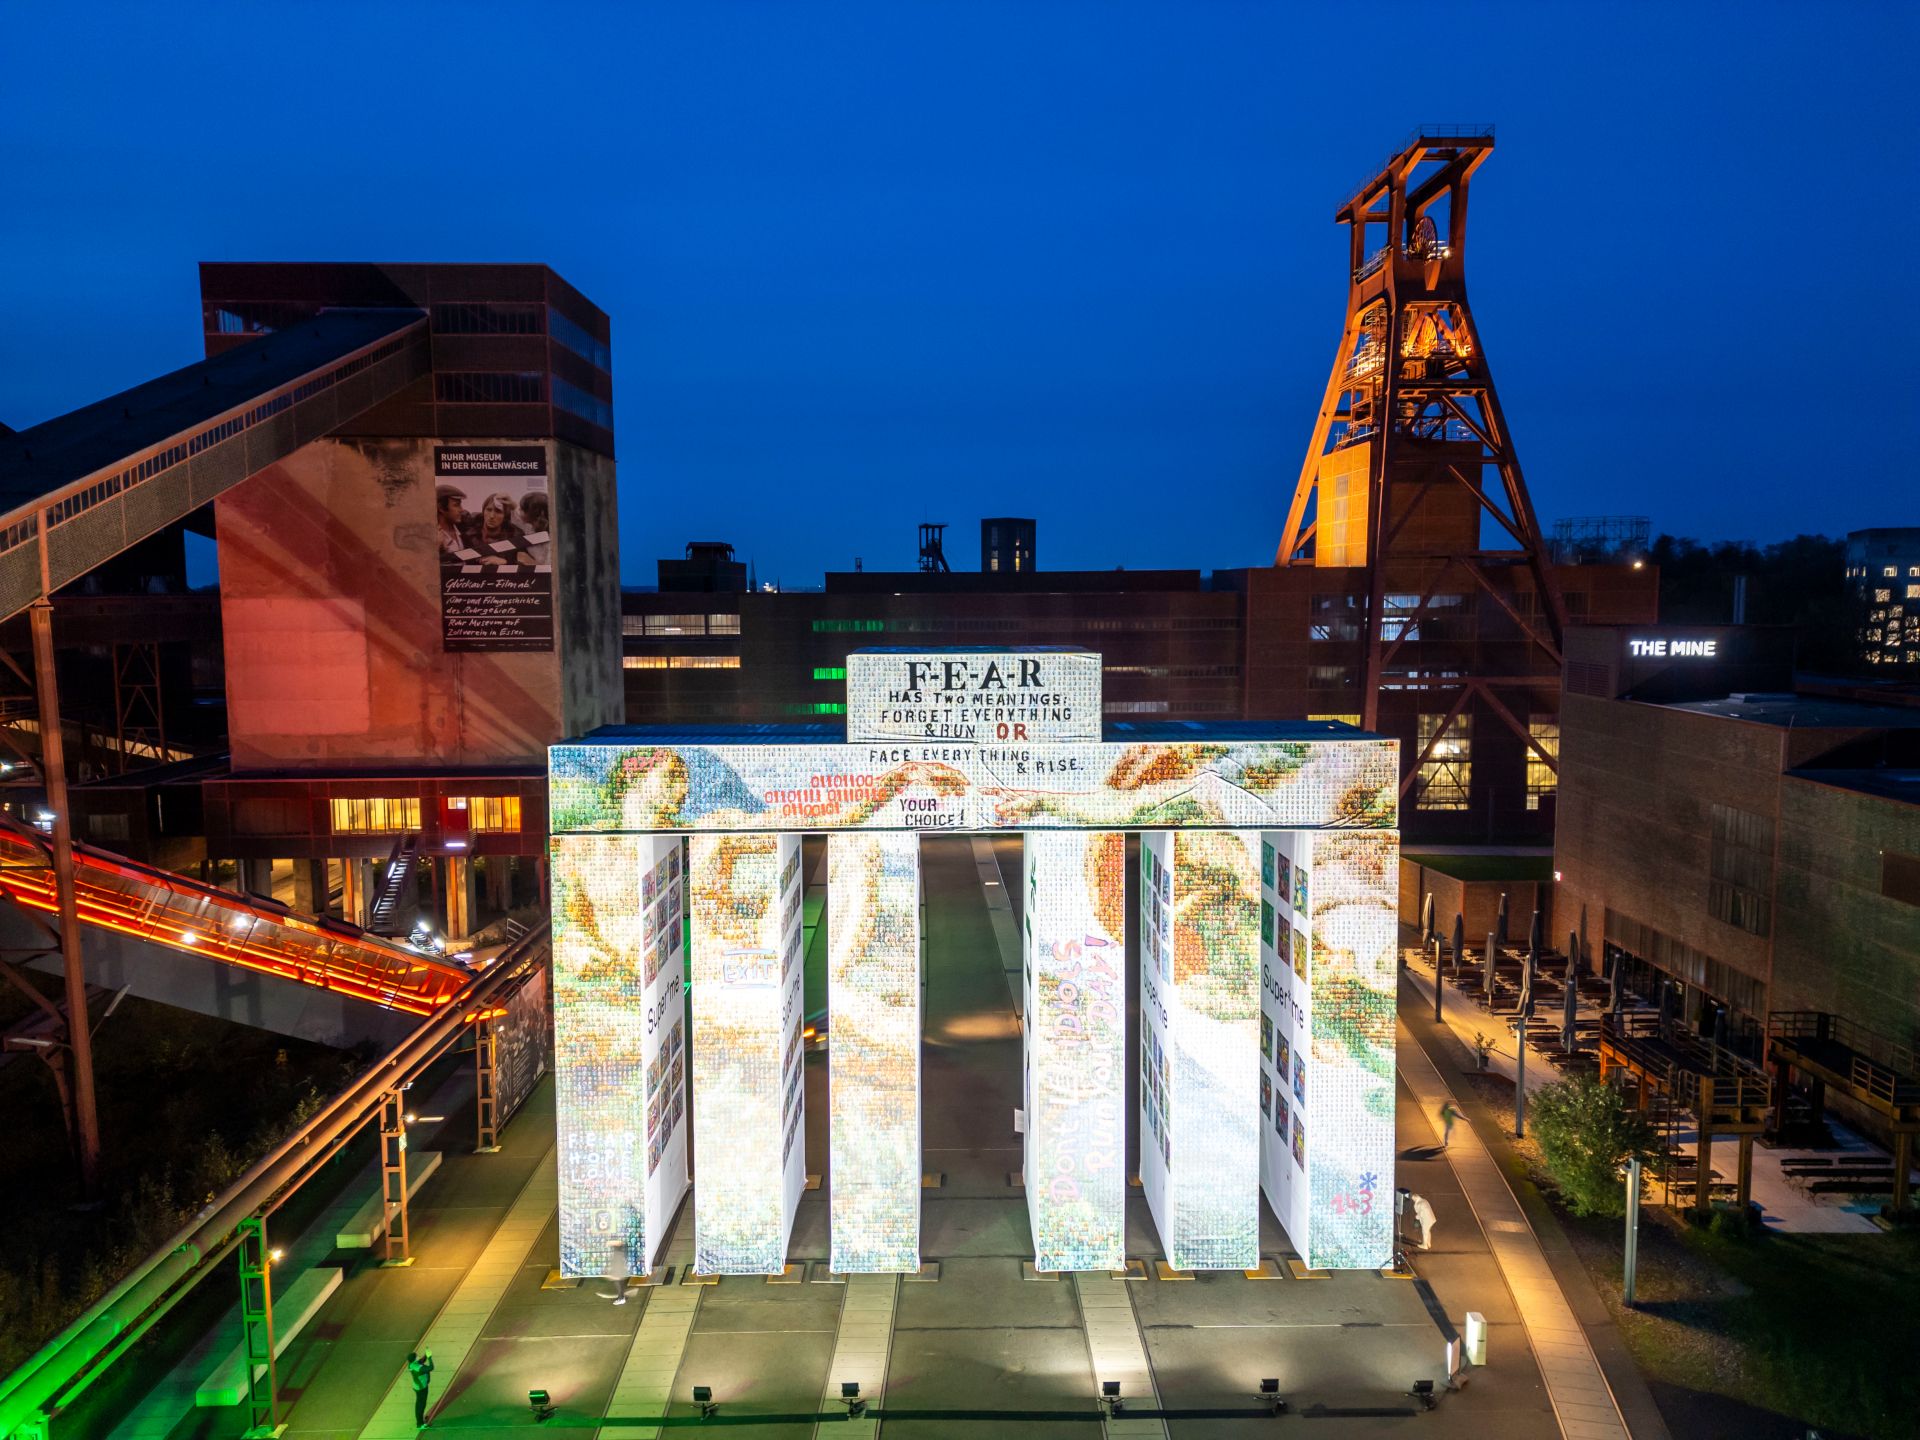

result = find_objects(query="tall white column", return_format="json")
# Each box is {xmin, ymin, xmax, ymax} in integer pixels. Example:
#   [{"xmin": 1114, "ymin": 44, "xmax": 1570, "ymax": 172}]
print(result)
[
  {"xmin": 827, "ymin": 831, "xmax": 922, "ymax": 1272},
  {"xmin": 1139, "ymin": 829, "xmax": 1263, "ymax": 1271},
  {"xmin": 689, "ymin": 833, "xmax": 805, "ymax": 1274},
  {"xmin": 1022, "ymin": 830, "xmax": 1127, "ymax": 1272},
  {"xmin": 551, "ymin": 833, "xmax": 688, "ymax": 1278}
]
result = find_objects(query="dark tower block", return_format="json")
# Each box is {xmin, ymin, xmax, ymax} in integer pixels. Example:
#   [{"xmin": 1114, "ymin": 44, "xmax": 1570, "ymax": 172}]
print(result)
[{"xmin": 1275, "ymin": 131, "xmax": 1573, "ymax": 837}]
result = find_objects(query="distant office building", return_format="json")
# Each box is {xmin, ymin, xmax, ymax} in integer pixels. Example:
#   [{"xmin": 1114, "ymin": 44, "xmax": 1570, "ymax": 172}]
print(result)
[
  {"xmin": 620, "ymin": 554, "xmax": 1658, "ymax": 844},
  {"xmin": 1554, "ymin": 626, "xmax": 1920, "ymax": 1070},
  {"xmin": 981, "ymin": 517, "xmax": 1036, "ymax": 574},
  {"xmin": 1847, "ymin": 527, "xmax": 1920, "ymax": 668},
  {"xmin": 659, "ymin": 541, "xmax": 748, "ymax": 593}
]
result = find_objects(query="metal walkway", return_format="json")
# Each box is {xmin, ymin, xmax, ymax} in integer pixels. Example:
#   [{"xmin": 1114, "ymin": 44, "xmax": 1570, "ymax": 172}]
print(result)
[{"xmin": 0, "ymin": 306, "xmax": 428, "ymax": 621}]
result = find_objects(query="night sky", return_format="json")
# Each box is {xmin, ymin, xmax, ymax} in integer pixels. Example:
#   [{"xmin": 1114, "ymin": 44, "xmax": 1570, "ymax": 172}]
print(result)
[{"xmin": 4, "ymin": 3, "xmax": 1914, "ymax": 585}]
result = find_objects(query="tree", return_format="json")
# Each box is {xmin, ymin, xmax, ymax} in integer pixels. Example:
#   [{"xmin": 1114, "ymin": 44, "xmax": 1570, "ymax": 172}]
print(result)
[{"xmin": 1528, "ymin": 1075, "xmax": 1661, "ymax": 1218}]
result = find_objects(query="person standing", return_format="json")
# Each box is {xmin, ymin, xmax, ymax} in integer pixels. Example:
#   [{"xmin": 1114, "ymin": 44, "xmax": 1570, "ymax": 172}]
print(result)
[
  {"xmin": 407, "ymin": 1348, "xmax": 435, "ymax": 1428},
  {"xmin": 1410, "ymin": 1193, "xmax": 1437, "ymax": 1251},
  {"xmin": 1438, "ymin": 1100, "xmax": 1461, "ymax": 1150}
]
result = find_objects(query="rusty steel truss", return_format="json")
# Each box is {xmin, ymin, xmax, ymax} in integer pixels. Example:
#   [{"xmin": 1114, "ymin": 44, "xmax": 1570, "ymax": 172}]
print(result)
[{"xmin": 1278, "ymin": 130, "xmax": 1563, "ymax": 799}]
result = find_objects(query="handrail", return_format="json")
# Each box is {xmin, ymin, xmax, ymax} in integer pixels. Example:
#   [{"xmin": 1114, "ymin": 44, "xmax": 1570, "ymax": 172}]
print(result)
[{"xmin": 0, "ymin": 922, "xmax": 551, "ymax": 1438}]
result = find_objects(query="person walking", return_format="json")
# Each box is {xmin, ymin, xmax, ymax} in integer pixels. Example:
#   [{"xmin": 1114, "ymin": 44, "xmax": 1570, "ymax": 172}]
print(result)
[
  {"xmin": 1410, "ymin": 1193, "xmax": 1437, "ymax": 1251},
  {"xmin": 1438, "ymin": 1100, "xmax": 1461, "ymax": 1150},
  {"xmin": 407, "ymin": 1348, "xmax": 435, "ymax": 1428}
]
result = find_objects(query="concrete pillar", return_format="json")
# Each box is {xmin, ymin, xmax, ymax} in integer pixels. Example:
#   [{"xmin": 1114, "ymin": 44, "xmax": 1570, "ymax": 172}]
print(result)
[
  {"xmin": 1893, "ymin": 1132, "xmax": 1913, "ymax": 1213},
  {"xmin": 1696, "ymin": 1129, "xmax": 1713, "ymax": 1211},
  {"xmin": 443, "ymin": 854, "xmax": 472, "ymax": 939},
  {"xmin": 827, "ymin": 831, "xmax": 922, "ymax": 1273},
  {"xmin": 1022, "ymin": 831, "xmax": 1126, "ymax": 1272},
  {"xmin": 290, "ymin": 858, "xmax": 324, "ymax": 915},
  {"xmin": 342, "ymin": 859, "xmax": 371, "ymax": 928},
  {"xmin": 690, "ymin": 833, "xmax": 804, "ymax": 1274},
  {"xmin": 1736, "ymin": 1133, "xmax": 1754, "ymax": 1212}
]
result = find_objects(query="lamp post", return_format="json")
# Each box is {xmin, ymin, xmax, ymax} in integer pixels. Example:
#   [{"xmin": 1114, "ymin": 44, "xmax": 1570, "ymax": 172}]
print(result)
[
  {"xmin": 1623, "ymin": 1156, "xmax": 1642, "ymax": 1306},
  {"xmin": 1513, "ymin": 1016, "xmax": 1527, "ymax": 1139}
]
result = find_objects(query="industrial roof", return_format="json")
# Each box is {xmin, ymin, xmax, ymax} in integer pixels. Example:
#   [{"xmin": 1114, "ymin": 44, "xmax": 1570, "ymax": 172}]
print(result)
[
  {"xmin": 1786, "ymin": 768, "xmax": 1920, "ymax": 806},
  {"xmin": 0, "ymin": 308, "xmax": 421, "ymax": 509},
  {"xmin": 1661, "ymin": 694, "xmax": 1920, "ymax": 730}
]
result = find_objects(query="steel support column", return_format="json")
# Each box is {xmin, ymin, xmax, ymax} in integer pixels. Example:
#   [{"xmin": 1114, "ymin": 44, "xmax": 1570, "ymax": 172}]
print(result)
[
  {"xmin": 475, "ymin": 1009, "xmax": 500, "ymax": 1153},
  {"xmin": 30, "ymin": 595, "xmax": 99, "ymax": 1196},
  {"xmin": 379, "ymin": 1089, "xmax": 412, "ymax": 1264},
  {"xmin": 237, "ymin": 1216, "xmax": 280, "ymax": 1438}
]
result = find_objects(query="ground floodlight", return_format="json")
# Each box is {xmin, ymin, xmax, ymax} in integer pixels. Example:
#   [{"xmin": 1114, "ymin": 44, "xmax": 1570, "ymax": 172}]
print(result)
[
  {"xmin": 1411, "ymin": 1377, "xmax": 1436, "ymax": 1411},
  {"xmin": 528, "ymin": 1388, "xmax": 554, "ymax": 1421},
  {"xmin": 692, "ymin": 1384, "xmax": 718, "ymax": 1419},
  {"xmin": 1258, "ymin": 1377, "xmax": 1287, "ymax": 1415},
  {"xmin": 1098, "ymin": 1380, "xmax": 1123, "ymax": 1416},
  {"xmin": 839, "ymin": 1380, "xmax": 866, "ymax": 1418},
  {"xmin": 1102, "ymin": 1382, "xmax": 1121, "ymax": 1397}
]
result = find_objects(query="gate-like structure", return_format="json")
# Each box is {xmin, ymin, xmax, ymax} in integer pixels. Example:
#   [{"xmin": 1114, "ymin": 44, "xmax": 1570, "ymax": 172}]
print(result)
[{"xmin": 548, "ymin": 650, "xmax": 1402, "ymax": 1277}]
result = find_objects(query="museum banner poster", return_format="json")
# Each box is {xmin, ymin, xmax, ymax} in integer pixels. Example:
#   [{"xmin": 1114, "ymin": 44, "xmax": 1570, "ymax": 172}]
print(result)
[{"xmin": 435, "ymin": 445, "xmax": 555, "ymax": 653}]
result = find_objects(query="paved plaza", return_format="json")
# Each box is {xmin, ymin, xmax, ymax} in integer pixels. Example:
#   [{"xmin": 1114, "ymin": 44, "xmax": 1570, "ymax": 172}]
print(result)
[{"xmin": 104, "ymin": 837, "xmax": 1659, "ymax": 1439}]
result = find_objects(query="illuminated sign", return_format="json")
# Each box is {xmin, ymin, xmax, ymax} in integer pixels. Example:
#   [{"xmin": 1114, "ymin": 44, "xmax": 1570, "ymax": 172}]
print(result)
[
  {"xmin": 1141, "ymin": 830, "xmax": 1262, "ymax": 1272},
  {"xmin": 551, "ymin": 833, "xmax": 687, "ymax": 1278},
  {"xmin": 847, "ymin": 648, "xmax": 1102, "ymax": 743},
  {"xmin": 1023, "ymin": 831, "xmax": 1127, "ymax": 1271},
  {"xmin": 690, "ymin": 833, "xmax": 806, "ymax": 1274},
  {"xmin": 549, "ymin": 736, "xmax": 1398, "ymax": 835},
  {"xmin": 1628, "ymin": 637, "xmax": 1718, "ymax": 658},
  {"xmin": 828, "ymin": 831, "xmax": 922, "ymax": 1272}
]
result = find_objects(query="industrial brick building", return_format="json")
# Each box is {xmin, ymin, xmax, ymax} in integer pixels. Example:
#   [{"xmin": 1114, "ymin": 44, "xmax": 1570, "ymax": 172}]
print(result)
[
  {"xmin": 1552, "ymin": 626, "xmax": 1920, "ymax": 1068},
  {"xmin": 144, "ymin": 264, "xmax": 623, "ymax": 936}
]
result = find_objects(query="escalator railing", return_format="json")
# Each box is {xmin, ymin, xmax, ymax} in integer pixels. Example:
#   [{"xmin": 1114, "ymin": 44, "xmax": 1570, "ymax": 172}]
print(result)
[{"xmin": 0, "ymin": 821, "xmax": 467, "ymax": 1015}]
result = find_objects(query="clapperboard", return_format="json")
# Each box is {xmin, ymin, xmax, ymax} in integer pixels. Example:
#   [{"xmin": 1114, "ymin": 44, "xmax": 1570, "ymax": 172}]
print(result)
[{"xmin": 456, "ymin": 531, "xmax": 552, "ymax": 574}]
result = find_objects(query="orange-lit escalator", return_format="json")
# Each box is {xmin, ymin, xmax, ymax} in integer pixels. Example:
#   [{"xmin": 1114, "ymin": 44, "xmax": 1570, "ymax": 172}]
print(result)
[{"xmin": 0, "ymin": 822, "xmax": 469, "ymax": 1016}]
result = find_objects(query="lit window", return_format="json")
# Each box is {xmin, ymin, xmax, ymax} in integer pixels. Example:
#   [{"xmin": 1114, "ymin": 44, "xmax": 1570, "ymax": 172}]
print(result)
[
  {"xmin": 330, "ymin": 797, "xmax": 423, "ymax": 834},
  {"xmin": 1876, "ymin": 590, "xmax": 1892, "ymax": 603},
  {"xmin": 708, "ymin": 614, "xmax": 742, "ymax": 635},
  {"xmin": 642, "ymin": 614, "xmax": 712, "ymax": 636},
  {"xmin": 1104, "ymin": 700, "xmax": 1171, "ymax": 714},
  {"xmin": 457, "ymin": 796, "xmax": 522, "ymax": 833},
  {"xmin": 1415, "ymin": 713, "xmax": 1471, "ymax": 810},
  {"xmin": 784, "ymin": 701, "xmax": 846, "ymax": 715},
  {"xmin": 1885, "ymin": 566, "xmax": 1899, "ymax": 578},
  {"xmin": 1525, "ymin": 718, "xmax": 1559, "ymax": 811},
  {"xmin": 1309, "ymin": 713, "xmax": 1363, "ymax": 727},
  {"xmin": 813, "ymin": 666, "xmax": 846, "ymax": 680},
  {"xmin": 1907, "ymin": 585, "xmax": 1920, "ymax": 599},
  {"xmin": 668, "ymin": 655, "xmax": 739, "ymax": 669},
  {"xmin": 623, "ymin": 656, "xmax": 667, "ymax": 669}
]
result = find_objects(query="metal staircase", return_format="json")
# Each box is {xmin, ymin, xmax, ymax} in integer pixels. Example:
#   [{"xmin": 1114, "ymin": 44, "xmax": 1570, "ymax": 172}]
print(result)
[{"xmin": 366, "ymin": 834, "xmax": 421, "ymax": 936}]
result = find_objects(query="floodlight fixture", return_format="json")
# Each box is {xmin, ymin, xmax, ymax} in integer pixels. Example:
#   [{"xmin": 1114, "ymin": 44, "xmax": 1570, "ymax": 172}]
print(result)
[
  {"xmin": 1411, "ymin": 1378, "xmax": 1436, "ymax": 1411},
  {"xmin": 528, "ymin": 1388, "xmax": 555, "ymax": 1421},
  {"xmin": 1098, "ymin": 1380, "xmax": 1123, "ymax": 1416},
  {"xmin": 692, "ymin": 1384, "xmax": 718, "ymax": 1419},
  {"xmin": 1257, "ymin": 1377, "xmax": 1287, "ymax": 1415},
  {"xmin": 839, "ymin": 1381, "xmax": 866, "ymax": 1418}
]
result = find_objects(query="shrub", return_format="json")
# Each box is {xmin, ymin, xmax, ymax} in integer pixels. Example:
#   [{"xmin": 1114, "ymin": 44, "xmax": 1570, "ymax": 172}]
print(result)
[{"xmin": 1529, "ymin": 1075, "xmax": 1660, "ymax": 1217}]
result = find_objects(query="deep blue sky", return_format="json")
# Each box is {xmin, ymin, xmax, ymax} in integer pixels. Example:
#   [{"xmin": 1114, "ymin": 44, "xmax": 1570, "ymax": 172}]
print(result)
[{"xmin": 4, "ymin": 3, "xmax": 1915, "ymax": 584}]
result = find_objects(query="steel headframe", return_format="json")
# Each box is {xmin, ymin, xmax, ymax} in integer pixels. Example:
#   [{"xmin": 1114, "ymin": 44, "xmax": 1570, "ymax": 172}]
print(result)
[{"xmin": 1276, "ymin": 132, "xmax": 1566, "ymax": 776}]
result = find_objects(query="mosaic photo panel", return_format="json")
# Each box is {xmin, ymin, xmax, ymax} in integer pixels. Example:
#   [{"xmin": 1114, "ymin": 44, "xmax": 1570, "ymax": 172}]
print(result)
[
  {"xmin": 828, "ymin": 831, "xmax": 923, "ymax": 1272},
  {"xmin": 1024, "ymin": 830, "xmax": 1127, "ymax": 1272}
]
